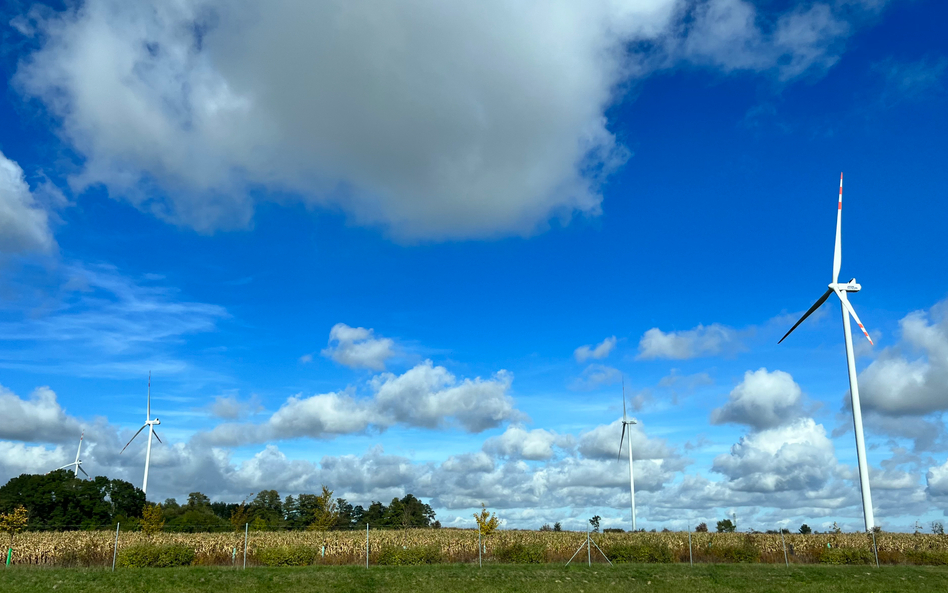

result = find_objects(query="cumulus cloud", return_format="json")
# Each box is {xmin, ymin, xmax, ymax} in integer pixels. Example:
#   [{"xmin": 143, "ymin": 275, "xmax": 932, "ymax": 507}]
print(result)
[
  {"xmin": 926, "ymin": 459, "xmax": 948, "ymax": 499},
  {"xmin": 578, "ymin": 419, "xmax": 681, "ymax": 463},
  {"xmin": 637, "ymin": 323, "xmax": 742, "ymax": 360},
  {"xmin": 574, "ymin": 336, "xmax": 616, "ymax": 363},
  {"xmin": 202, "ymin": 360, "xmax": 518, "ymax": 445},
  {"xmin": 321, "ymin": 323, "xmax": 396, "ymax": 371},
  {"xmin": 712, "ymin": 417, "xmax": 839, "ymax": 493},
  {"xmin": 711, "ymin": 368, "xmax": 804, "ymax": 431},
  {"xmin": 0, "ymin": 150, "xmax": 55, "ymax": 254},
  {"xmin": 13, "ymin": 0, "xmax": 869, "ymax": 239},
  {"xmin": 209, "ymin": 393, "xmax": 262, "ymax": 420},
  {"xmin": 569, "ymin": 364, "xmax": 623, "ymax": 391},
  {"xmin": 0, "ymin": 385, "xmax": 81, "ymax": 443},
  {"xmin": 859, "ymin": 299, "xmax": 948, "ymax": 416},
  {"xmin": 482, "ymin": 425, "xmax": 572, "ymax": 461}
]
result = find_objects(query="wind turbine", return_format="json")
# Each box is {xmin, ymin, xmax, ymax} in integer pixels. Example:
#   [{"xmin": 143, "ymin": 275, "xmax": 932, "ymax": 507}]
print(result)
[
  {"xmin": 778, "ymin": 172, "xmax": 875, "ymax": 531},
  {"xmin": 120, "ymin": 372, "xmax": 163, "ymax": 495},
  {"xmin": 56, "ymin": 431, "xmax": 88, "ymax": 478},
  {"xmin": 617, "ymin": 379, "xmax": 638, "ymax": 531}
]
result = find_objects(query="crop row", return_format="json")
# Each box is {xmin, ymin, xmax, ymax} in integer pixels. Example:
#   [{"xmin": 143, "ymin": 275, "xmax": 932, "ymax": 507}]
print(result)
[{"xmin": 8, "ymin": 530, "xmax": 948, "ymax": 566}]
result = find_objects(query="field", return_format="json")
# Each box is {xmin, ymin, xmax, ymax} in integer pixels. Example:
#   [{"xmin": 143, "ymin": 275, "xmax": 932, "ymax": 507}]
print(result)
[
  {"xmin": 3, "ymin": 564, "xmax": 948, "ymax": 593},
  {"xmin": 6, "ymin": 529, "xmax": 948, "ymax": 566}
]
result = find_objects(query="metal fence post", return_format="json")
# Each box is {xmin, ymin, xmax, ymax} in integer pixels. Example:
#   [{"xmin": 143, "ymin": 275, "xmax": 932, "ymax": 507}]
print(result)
[
  {"xmin": 871, "ymin": 531, "xmax": 880, "ymax": 568},
  {"xmin": 112, "ymin": 523, "xmax": 120, "ymax": 571},
  {"xmin": 478, "ymin": 529, "xmax": 482, "ymax": 568},
  {"xmin": 688, "ymin": 528, "xmax": 693, "ymax": 567},
  {"xmin": 586, "ymin": 530, "xmax": 591, "ymax": 567},
  {"xmin": 780, "ymin": 530, "xmax": 789, "ymax": 567},
  {"xmin": 243, "ymin": 523, "xmax": 249, "ymax": 569},
  {"xmin": 366, "ymin": 524, "xmax": 369, "ymax": 569}
]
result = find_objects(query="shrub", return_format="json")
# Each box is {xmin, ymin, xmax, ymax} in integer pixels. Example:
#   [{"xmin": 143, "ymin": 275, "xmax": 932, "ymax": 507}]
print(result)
[
  {"xmin": 494, "ymin": 542, "xmax": 546, "ymax": 564},
  {"xmin": 707, "ymin": 545, "xmax": 760, "ymax": 563},
  {"xmin": 257, "ymin": 545, "xmax": 319, "ymax": 566},
  {"xmin": 818, "ymin": 548, "xmax": 873, "ymax": 565},
  {"xmin": 117, "ymin": 544, "xmax": 195, "ymax": 568},
  {"xmin": 606, "ymin": 543, "xmax": 673, "ymax": 564},
  {"xmin": 904, "ymin": 550, "xmax": 948, "ymax": 565},
  {"xmin": 376, "ymin": 546, "xmax": 442, "ymax": 566}
]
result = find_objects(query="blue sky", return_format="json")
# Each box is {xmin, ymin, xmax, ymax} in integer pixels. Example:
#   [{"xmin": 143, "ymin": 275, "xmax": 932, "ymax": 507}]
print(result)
[{"xmin": 0, "ymin": 0, "xmax": 946, "ymax": 532}]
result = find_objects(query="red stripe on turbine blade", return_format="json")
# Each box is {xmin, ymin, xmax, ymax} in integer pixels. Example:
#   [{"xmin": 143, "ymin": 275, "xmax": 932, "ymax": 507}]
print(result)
[{"xmin": 839, "ymin": 202, "xmax": 842, "ymax": 209}]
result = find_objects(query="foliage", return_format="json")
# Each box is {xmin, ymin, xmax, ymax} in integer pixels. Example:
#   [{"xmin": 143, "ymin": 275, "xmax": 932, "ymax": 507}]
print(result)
[
  {"xmin": 710, "ymin": 545, "xmax": 759, "ymax": 563},
  {"xmin": 257, "ymin": 545, "xmax": 319, "ymax": 566},
  {"xmin": 376, "ymin": 545, "xmax": 442, "ymax": 565},
  {"xmin": 589, "ymin": 515, "xmax": 601, "ymax": 533},
  {"xmin": 932, "ymin": 522, "xmax": 944, "ymax": 535},
  {"xmin": 799, "ymin": 524, "xmax": 812, "ymax": 534},
  {"xmin": 141, "ymin": 503, "xmax": 165, "ymax": 536},
  {"xmin": 473, "ymin": 504, "xmax": 500, "ymax": 537},
  {"xmin": 818, "ymin": 547, "xmax": 873, "ymax": 565},
  {"xmin": 0, "ymin": 471, "xmax": 143, "ymax": 530},
  {"xmin": 117, "ymin": 544, "xmax": 195, "ymax": 567},
  {"xmin": 539, "ymin": 524, "xmax": 552, "ymax": 532},
  {"xmin": 716, "ymin": 519, "xmax": 736, "ymax": 533},
  {"xmin": 553, "ymin": 522, "xmax": 562, "ymax": 532},
  {"xmin": 606, "ymin": 542, "xmax": 673, "ymax": 563},
  {"xmin": 0, "ymin": 505, "xmax": 29, "ymax": 543},
  {"xmin": 905, "ymin": 549, "xmax": 948, "ymax": 565},
  {"xmin": 694, "ymin": 523, "xmax": 708, "ymax": 533},
  {"xmin": 494, "ymin": 542, "xmax": 546, "ymax": 564},
  {"xmin": 307, "ymin": 487, "xmax": 339, "ymax": 531}
]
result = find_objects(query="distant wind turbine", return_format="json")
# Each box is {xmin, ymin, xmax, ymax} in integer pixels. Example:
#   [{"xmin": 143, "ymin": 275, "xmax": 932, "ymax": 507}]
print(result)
[
  {"xmin": 617, "ymin": 379, "xmax": 638, "ymax": 532},
  {"xmin": 121, "ymin": 372, "xmax": 163, "ymax": 495},
  {"xmin": 56, "ymin": 431, "xmax": 88, "ymax": 478},
  {"xmin": 778, "ymin": 173, "xmax": 876, "ymax": 531}
]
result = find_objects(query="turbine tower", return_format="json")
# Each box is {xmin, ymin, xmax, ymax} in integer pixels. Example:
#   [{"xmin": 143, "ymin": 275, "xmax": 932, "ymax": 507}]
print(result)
[
  {"xmin": 121, "ymin": 372, "xmax": 163, "ymax": 495},
  {"xmin": 617, "ymin": 379, "xmax": 638, "ymax": 531},
  {"xmin": 778, "ymin": 173, "xmax": 875, "ymax": 531},
  {"xmin": 56, "ymin": 431, "xmax": 88, "ymax": 478}
]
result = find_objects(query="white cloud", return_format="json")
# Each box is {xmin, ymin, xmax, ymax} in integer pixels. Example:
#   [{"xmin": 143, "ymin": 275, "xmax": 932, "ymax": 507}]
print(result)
[
  {"xmin": 0, "ymin": 149, "xmax": 55, "ymax": 254},
  {"xmin": 637, "ymin": 323, "xmax": 741, "ymax": 360},
  {"xmin": 574, "ymin": 336, "xmax": 616, "ymax": 362},
  {"xmin": 0, "ymin": 385, "xmax": 81, "ymax": 443},
  {"xmin": 859, "ymin": 299, "xmax": 948, "ymax": 416},
  {"xmin": 13, "ymin": 0, "xmax": 868, "ymax": 240},
  {"xmin": 711, "ymin": 417, "xmax": 839, "ymax": 493},
  {"xmin": 569, "ymin": 363, "xmax": 623, "ymax": 391},
  {"xmin": 321, "ymin": 323, "xmax": 395, "ymax": 371},
  {"xmin": 482, "ymin": 425, "xmax": 571, "ymax": 461},
  {"xmin": 577, "ymin": 419, "xmax": 680, "ymax": 463},
  {"xmin": 202, "ymin": 360, "xmax": 518, "ymax": 445},
  {"xmin": 209, "ymin": 393, "xmax": 261, "ymax": 420},
  {"xmin": 926, "ymin": 459, "xmax": 948, "ymax": 499},
  {"xmin": 711, "ymin": 368, "xmax": 804, "ymax": 431}
]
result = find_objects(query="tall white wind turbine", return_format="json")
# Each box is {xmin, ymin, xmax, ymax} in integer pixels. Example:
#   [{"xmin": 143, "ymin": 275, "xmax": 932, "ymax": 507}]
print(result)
[
  {"xmin": 778, "ymin": 173, "xmax": 876, "ymax": 531},
  {"xmin": 56, "ymin": 431, "xmax": 89, "ymax": 478},
  {"xmin": 617, "ymin": 379, "xmax": 638, "ymax": 531},
  {"xmin": 120, "ymin": 373, "xmax": 163, "ymax": 495}
]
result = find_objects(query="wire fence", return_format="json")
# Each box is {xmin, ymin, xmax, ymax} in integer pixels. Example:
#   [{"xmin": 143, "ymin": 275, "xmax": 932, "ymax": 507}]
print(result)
[{"xmin": 5, "ymin": 526, "xmax": 948, "ymax": 568}]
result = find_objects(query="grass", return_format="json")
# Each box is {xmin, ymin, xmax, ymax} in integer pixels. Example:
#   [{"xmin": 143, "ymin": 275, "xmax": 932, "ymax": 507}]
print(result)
[{"xmin": 2, "ymin": 564, "xmax": 948, "ymax": 593}]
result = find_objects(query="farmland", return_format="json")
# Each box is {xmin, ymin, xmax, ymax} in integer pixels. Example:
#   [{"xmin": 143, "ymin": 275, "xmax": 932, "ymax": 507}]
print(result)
[
  {"xmin": 3, "ymin": 564, "xmax": 948, "ymax": 593},
  {"xmin": 7, "ymin": 528, "xmax": 948, "ymax": 567}
]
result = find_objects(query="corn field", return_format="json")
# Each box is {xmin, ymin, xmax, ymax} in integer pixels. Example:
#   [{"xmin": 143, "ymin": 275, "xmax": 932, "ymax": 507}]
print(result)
[{"xmin": 7, "ymin": 529, "xmax": 948, "ymax": 566}]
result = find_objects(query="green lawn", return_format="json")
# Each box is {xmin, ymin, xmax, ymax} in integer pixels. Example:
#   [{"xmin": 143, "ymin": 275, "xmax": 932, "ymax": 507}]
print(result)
[{"xmin": 2, "ymin": 564, "xmax": 947, "ymax": 593}]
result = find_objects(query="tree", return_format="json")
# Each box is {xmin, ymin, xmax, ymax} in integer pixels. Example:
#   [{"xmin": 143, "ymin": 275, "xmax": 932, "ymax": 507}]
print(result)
[
  {"xmin": 553, "ymin": 522, "xmax": 562, "ymax": 532},
  {"xmin": 0, "ymin": 505, "xmax": 28, "ymax": 546},
  {"xmin": 539, "ymin": 524, "xmax": 553, "ymax": 532},
  {"xmin": 932, "ymin": 522, "xmax": 944, "ymax": 535},
  {"xmin": 695, "ymin": 523, "xmax": 709, "ymax": 533},
  {"xmin": 799, "ymin": 524, "xmax": 812, "ymax": 534},
  {"xmin": 307, "ymin": 487, "xmax": 339, "ymax": 531},
  {"xmin": 230, "ymin": 494, "xmax": 254, "ymax": 532},
  {"xmin": 141, "ymin": 503, "xmax": 164, "ymax": 536},
  {"xmin": 716, "ymin": 519, "xmax": 735, "ymax": 533},
  {"xmin": 473, "ymin": 504, "xmax": 499, "ymax": 537},
  {"xmin": 589, "ymin": 515, "xmax": 601, "ymax": 533}
]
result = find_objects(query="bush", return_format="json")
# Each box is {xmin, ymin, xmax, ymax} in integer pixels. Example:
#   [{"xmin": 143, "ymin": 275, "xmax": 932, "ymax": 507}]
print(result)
[
  {"xmin": 257, "ymin": 545, "xmax": 319, "ymax": 566},
  {"xmin": 904, "ymin": 550, "xmax": 948, "ymax": 565},
  {"xmin": 606, "ymin": 543, "xmax": 673, "ymax": 564},
  {"xmin": 376, "ymin": 546, "xmax": 442, "ymax": 566},
  {"xmin": 117, "ymin": 544, "xmax": 195, "ymax": 568},
  {"xmin": 818, "ymin": 548, "xmax": 873, "ymax": 565},
  {"xmin": 707, "ymin": 545, "xmax": 760, "ymax": 563},
  {"xmin": 494, "ymin": 542, "xmax": 546, "ymax": 564}
]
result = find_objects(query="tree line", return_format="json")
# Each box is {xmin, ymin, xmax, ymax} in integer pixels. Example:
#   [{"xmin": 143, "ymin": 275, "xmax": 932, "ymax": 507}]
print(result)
[{"xmin": 0, "ymin": 470, "xmax": 439, "ymax": 532}]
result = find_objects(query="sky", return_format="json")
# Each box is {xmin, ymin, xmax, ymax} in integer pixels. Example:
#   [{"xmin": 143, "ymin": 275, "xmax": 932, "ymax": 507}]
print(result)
[{"xmin": 0, "ymin": 0, "xmax": 946, "ymax": 533}]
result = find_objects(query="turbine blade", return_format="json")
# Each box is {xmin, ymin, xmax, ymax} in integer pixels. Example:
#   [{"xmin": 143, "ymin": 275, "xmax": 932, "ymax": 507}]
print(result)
[
  {"xmin": 778, "ymin": 288, "xmax": 834, "ymax": 344},
  {"xmin": 152, "ymin": 430, "xmax": 163, "ymax": 444},
  {"xmin": 833, "ymin": 173, "xmax": 843, "ymax": 284},
  {"xmin": 78, "ymin": 465, "xmax": 89, "ymax": 477},
  {"xmin": 622, "ymin": 378, "xmax": 627, "ymax": 420},
  {"xmin": 120, "ymin": 425, "xmax": 147, "ymax": 454},
  {"xmin": 56, "ymin": 464, "xmax": 73, "ymax": 471},
  {"xmin": 836, "ymin": 290, "xmax": 874, "ymax": 345},
  {"xmin": 618, "ymin": 424, "xmax": 626, "ymax": 461}
]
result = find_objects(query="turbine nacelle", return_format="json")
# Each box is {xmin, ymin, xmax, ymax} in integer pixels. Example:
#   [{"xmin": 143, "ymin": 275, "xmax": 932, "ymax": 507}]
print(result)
[{"xmin": 831, "ymin": 279, "xmax": 861, "ymax": 293}]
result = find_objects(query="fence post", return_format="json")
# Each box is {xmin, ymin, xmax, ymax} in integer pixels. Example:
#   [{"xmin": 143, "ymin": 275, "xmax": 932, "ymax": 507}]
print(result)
[
  {"xmin": 5, "ymin": 547, "xmax": 10, "ymax": 567},
  {"xmin": 478, "ymin": 529, "xmax": 482, "ymax": 568},
  {"xmin": 243, "ymin": 523, "xmax": 249, "ymax": 569},
  {"xmin": 112, "ymin": 523, "xmax": 120, "ymax": 571},
  {"xmin": 366, "ymin": 524, "xmax": 369, "ymax": 569},
  {"xmin": 780, "ymin": 530, "xmax": 789, "ymax": 567},
  {"xmin": 688, "ymin": 528, "xmax": 693, "ymax": 567},
  {"xmin": 587, "ymin": 530, "xmax": 591, "ymax": 567},
  {"xmin": 871, "ymin": 531, "xmax": 880, "ymax": 568}
]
